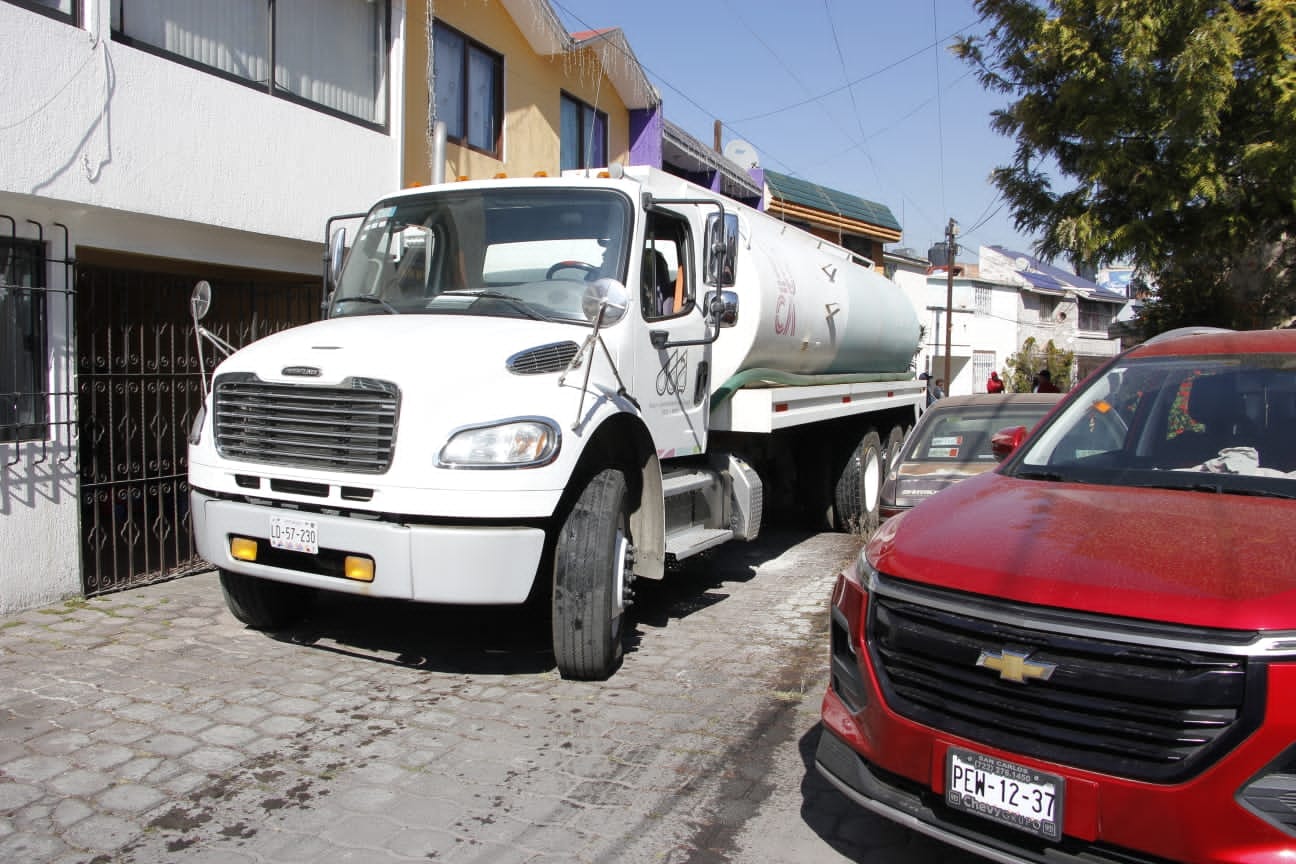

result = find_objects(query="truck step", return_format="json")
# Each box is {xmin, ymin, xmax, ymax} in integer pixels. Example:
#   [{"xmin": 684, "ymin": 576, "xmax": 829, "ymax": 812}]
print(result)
[
  {"xmin": 665, "ymin": 526, "xmax": 734, "ymax": 560},
  {"xmin": 661, "ymin": 469, "xmax": 718, "ymax": 500}
]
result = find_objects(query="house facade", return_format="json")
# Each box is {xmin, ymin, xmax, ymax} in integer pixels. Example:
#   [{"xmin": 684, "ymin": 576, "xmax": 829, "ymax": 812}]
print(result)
[
  {"xmin": 1, "ymin": 0, "xmax": 407, "ymax": 611},
  {"xmin": 980, "ymin": 246, "xmax": 1128, "ymax": 386},
  {"xmin": 402, "ymin": 0, "xmax": 658, "ymax": 185}
]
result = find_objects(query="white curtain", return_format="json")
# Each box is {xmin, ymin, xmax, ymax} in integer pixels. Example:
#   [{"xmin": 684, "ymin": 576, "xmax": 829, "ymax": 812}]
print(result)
[
  {"xmin": 276, "ymin": 0, "xmax": 387, "ymax": 124},
  {"xmin": 112, "ymin": 0, "xmax": 270, "ymax": 85},
  {"xmin": 112, "ymin": 0, "xmax": 388, "ymax": 125}
]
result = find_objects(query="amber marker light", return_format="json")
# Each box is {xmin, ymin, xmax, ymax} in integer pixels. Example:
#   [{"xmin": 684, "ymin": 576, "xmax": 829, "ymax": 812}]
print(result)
[
  {"xmin": 230, "ymin": 537, "xmax": 258, "ymax": 562},
  {"xmin": 344, "ymin": 556, "xmax": 375, "ymax": 583}
]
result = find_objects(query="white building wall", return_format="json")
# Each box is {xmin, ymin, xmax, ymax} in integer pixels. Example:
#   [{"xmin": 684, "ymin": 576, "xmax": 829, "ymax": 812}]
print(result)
[{"xmin": 0, "ymin": 1, "xmax": 406, "ymax": 612}]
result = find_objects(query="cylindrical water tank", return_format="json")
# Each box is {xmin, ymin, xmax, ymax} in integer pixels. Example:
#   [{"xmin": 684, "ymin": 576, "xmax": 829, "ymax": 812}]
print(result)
[{"xmin": 709, "ymin": 208, "xmax": 921, "ymax": 387}]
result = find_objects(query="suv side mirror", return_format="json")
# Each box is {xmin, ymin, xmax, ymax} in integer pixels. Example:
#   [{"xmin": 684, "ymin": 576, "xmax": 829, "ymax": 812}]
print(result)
[{"xmin": 991, "ymin": 425, "xmax": 1029, "ymax": 461}]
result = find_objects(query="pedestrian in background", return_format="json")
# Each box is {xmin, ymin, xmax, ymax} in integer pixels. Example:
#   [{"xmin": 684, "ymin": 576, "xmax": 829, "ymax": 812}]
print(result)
[
  {"xmin": 986, "ymin": 371, "xmax": 1004, "ymax": 394},
  {"xmin": 1034, "ymin": 369, "xmax": 1060, "ymax": 393}
]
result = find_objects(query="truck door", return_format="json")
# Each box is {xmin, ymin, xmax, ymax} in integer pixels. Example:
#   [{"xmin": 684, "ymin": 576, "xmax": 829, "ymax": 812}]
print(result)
[{"xmin": 633, "ymin": 209, "xmax": 711, "ymax": 459}]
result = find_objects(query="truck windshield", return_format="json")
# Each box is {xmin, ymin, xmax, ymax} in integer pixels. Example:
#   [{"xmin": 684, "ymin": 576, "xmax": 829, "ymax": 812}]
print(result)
[
  {"xmin": 330, "ymin": 187, "xmax": 631, "ymax": 323},
  {"xmin": 1009, "ymin": 352, "xmax": 1296, "ymax": 499}
]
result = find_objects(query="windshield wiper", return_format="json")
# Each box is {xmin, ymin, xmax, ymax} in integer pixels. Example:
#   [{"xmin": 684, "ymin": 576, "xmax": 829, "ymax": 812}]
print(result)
[
  {"xmin": 1129, "ymin": 477, "xmax": 1296, "ymax": 500},
  {"xmin": 333, "ymin": 295, "xmax": 398, "ymax": 315},
  {"xmin": 1015, "ymin": 468, "xmax": 1066, "ymax": 482},
  {"xmin": 443, "ymin": 289, "xmax": 553, "ymax": 322}
]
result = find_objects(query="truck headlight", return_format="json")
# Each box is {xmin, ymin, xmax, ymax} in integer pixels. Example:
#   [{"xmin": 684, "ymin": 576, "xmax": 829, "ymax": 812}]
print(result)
[{"xmin": 437, "ymin": 418, "xmax": 560, "ymax": 468}]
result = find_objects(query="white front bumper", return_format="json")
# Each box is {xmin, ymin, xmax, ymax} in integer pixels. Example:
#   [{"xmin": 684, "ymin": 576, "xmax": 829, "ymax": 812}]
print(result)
[{"xmin": 192, "ymin": 491, "xmax": 546, "ymax": 604}]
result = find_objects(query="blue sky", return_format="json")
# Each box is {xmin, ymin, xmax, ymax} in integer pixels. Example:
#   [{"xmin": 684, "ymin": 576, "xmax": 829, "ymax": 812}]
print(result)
[{"xmin": 551, "ymin": 0, "xmax": 1038, "ymax": 260}]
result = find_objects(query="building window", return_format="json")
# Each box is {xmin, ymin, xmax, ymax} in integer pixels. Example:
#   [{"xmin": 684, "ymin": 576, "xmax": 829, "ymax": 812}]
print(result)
[
  {"xmin": 1079, "ymin": 300, "xmax": 1113, "ymax": 333},
  {"xmin": 5, "ymin": 0, "xmax": 78, "ymax": 24},
  {"xmin": 110, "ymin": 0, "xmax": 389, "ymax": 128},
  {"xmin": 1, "ymin": 239, "xmax": 48, "ymax": 443},
  {"xmin": 433, "ymin": 22, "xmax": 502, "ymax": 156},
  {"xmin": 1037, "ymin": 295, "xmax": 1058, "ymax": 322},
  {"xmin": 560, "ymin": 93, "xmax": 608, "ymax": 171},
  {"xmin": 974, "ymin": 285, "xmax": 991, "ymax": 315}
]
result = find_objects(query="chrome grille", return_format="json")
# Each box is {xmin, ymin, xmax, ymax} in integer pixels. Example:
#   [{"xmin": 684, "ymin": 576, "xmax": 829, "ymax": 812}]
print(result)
[
  {"xmin": 867, "ymin": 575, "xmax": 1262, "ymax": 784},
  {"xmin": 507, "ymin": 341, "xmax": 580, "ymax": 375},
  {"xmin": 213, "ymin": 374, "xmax": 399, "ymax": 474}
]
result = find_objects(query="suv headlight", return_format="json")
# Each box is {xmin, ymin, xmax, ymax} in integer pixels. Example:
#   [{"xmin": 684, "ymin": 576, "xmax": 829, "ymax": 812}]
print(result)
[{"xmin": 437, "ymin": 418, "xmax": 560, "ymax": 468}]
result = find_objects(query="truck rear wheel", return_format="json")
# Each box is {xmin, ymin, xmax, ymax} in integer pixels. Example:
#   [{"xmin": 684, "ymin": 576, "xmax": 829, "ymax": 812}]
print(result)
[
  {"xmin": 834, "ymin": 428, "xmax": 884, "ymax": 536},
  {"xmin": 219, "ymin": 570, "xmax": 312, "ymax": 630},
  {"xmin": 552, "ymin": 468, "xmax": 631, "ymax": 681},
  {"xmin": 884, "ymin": 424, "xmax": 907, "ymax": 474}
]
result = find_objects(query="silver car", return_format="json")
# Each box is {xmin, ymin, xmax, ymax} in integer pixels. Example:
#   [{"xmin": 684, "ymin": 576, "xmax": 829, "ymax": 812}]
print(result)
[{"xmin": 878, "ymin": 392, "xmax": 1064, "ymax": 520}]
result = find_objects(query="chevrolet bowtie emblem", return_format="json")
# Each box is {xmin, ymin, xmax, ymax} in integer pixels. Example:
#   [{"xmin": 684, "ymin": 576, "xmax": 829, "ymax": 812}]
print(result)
[{"xmin": 976, "ymin": 649, "xmax": 1057, "ymax": 684}]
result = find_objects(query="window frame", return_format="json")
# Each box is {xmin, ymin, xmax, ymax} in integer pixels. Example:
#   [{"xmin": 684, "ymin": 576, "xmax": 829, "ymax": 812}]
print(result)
[
  {"xmin": 4, "ymin": 0, "xmax": 79, "ymax": 26},
  {"xmin": 1079, "ymin": 299, "xmax": 1114, "ymax": 333},
  {"xmin": 433, "ymin": 21, "xmax": 504, "ymax": 158},
  {"xmin": 0, "ymin": 237, "xmax": 50, "ymax": 444},
  {"xmin": 110, "ymin": 0, "xmax": 391, "ymax": 131},
  {"xmin": 560, "ymin": 91, "xmax": 609, "ymax": 172}
]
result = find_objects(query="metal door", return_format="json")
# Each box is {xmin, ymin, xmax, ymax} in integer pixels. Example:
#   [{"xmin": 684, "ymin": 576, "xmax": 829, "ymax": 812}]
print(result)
[{"xmin": 76, "ymin": 261, "xmax": 317, "ymax": 595}]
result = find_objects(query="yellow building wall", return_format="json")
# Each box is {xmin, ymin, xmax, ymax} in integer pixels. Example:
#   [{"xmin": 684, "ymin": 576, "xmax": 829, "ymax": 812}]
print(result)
[{"xmin": 403, "ymin": 0, "xmax": 632, "ymax": 186}]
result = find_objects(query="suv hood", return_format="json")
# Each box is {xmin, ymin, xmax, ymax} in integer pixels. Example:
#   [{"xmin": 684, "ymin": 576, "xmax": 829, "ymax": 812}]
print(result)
[{"xmin": 872, "ymin": 473, "xmax": 1296, "ymax": 632}]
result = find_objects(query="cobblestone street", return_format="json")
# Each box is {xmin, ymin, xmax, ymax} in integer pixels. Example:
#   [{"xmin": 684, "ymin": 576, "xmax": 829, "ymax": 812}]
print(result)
[{"xmin": 1, "ymin": 531, "xmax": 968, "ymax": 863}]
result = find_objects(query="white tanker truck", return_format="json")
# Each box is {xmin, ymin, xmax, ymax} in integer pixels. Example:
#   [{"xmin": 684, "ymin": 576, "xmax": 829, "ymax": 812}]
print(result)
[{"xmin": 187, "ymin": 165, "xmax": 924, "ymax": 679}]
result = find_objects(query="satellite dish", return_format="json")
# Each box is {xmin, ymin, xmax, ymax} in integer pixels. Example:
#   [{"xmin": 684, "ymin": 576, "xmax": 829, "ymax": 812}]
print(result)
[
  {"xmin": 1014, "ymin": 257, "xmax": 1030, "ymax": 271},
  {"xmin": 723, "ymin": 139, "xmax": 760, "ymax": 170}
]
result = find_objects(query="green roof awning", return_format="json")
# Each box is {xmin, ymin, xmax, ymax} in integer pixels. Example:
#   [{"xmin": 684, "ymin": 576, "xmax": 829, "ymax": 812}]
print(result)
[{"xmin": 764, "ymin": 169, "xmax": 901, "ymax": 233}]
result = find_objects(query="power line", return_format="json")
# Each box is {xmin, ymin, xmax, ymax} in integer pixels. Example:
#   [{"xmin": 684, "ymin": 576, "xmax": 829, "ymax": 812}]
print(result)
[{"xmin": 727, "ymin": 20, "xmax": 977, "ymax": 124}]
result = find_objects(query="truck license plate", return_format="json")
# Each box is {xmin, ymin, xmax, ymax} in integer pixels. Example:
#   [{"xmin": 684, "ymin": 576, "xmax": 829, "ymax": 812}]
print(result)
[
  {"xmin": 946, "ymin": 748, "xmax": 1064, "ymax": 841},
  {"xmin": 268, "ymin": 515, "xmax": 318, "ymax": 554}
]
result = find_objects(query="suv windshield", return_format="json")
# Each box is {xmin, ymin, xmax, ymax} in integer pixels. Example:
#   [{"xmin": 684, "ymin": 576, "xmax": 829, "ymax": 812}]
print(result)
[
  {"xmin": 330, "ymin": 187, "xmax": 631, "ymax": 323},
  {"xmin": 1010, "ymin": 352, "xmax": 1296, "ymax": 498}
]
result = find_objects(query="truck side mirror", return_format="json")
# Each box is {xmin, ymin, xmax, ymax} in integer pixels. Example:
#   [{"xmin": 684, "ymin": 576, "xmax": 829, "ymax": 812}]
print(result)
[
  {"xmin": 190, "ymin": 280, "xmax": 212, "ymax": 322},
  {"xmin": 706, "ymin": 290, "xmax": 739, "ymax": 328},
  {"xmin": 328, "ymin": 227, "xmax": 348, "ymax": 289},
  {"xmin": 704, "ymin": 212, "xmax": 738, "ymax": 287}
]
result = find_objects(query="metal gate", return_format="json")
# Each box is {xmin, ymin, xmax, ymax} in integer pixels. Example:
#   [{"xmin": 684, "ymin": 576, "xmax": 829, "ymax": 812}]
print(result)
[{"xmin": 76, "ymin": 260, "xmax": 318, "ymax": 596}]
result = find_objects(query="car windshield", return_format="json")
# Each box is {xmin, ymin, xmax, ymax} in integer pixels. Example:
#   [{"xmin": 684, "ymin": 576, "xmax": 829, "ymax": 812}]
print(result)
[
  {"xmin": 906, "ymin": 404, "xmax": 1057, "ymax": 465},
  {"xmin": 1009, "ymin": 352, "xmax": 1296, "ymax": 498},
  {"xmin": 330, "ymin": 187, "xmax": 631, "ymax": 324}
]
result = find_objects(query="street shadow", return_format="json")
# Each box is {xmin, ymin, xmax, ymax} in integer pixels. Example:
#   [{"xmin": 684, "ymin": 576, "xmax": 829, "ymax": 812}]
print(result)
[
  {"xmin": 257, "ymin": 527, "xmax": 820, "ymax": 677},
  {"xmin": 270, "ymin": 592, "xmax": 555, "ymax": 676},
  {"xmin": 795, "ymin": 723, "xmax": 984, "ymax": 863}
]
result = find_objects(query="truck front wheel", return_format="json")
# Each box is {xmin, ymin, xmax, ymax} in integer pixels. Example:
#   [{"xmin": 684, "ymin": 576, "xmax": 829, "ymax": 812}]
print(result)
[
  {"xmin": 552, "ymin": 468, "xmax": 632, "ymax": 681},
  {"xmin": 219, "ymin": 570, "xmax": 312, "ymax": 630}
]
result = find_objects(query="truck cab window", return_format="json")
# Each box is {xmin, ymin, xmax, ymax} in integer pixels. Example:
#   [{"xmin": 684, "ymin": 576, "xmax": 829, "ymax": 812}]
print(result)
[{"xmin": 642, "ymin": 214, "xmax": 691, "ymax": 320}]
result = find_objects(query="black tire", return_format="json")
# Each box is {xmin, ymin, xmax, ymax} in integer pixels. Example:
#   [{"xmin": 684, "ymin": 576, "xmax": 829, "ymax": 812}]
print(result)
[
  {"xmin": 833, "ymin": 429, "xmax": 884, "ymax": 536},
  {"xmin": 884, "ymin": 424, "xmax": 907, "ymax": 474},
  {"xmin": 552, "ymin": 468, "xmax": 631, "ymax": 681},
  {"xmin": 219, "ymin": 569, "xmax": 312, "ymax": 630}
]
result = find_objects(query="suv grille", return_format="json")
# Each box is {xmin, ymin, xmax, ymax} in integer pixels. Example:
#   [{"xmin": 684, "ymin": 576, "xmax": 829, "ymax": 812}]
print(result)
[
  {"xmin": 868, "ymin": 576, "xmax": 1264, "ymax": 783},
  {"xmin": 213, "ymin": 374, "xmax": 399, "ymax": 474}
]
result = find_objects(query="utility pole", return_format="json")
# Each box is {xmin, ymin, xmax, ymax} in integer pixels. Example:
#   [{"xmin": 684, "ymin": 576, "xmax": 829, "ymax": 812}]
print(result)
[{"xmin": 943, "ymin": 218, "xmax": 959, "ymax": 390}]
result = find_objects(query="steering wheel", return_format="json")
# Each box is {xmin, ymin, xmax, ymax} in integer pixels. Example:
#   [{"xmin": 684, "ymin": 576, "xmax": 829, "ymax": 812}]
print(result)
[{"xmin": 546, "ymin": 260, "xmax": 599, "ymax": 280}]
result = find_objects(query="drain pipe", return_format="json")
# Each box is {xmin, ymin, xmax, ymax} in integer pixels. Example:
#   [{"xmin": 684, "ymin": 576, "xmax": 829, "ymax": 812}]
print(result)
[{"xmin": 431, "ymin": 120, "xmax": 447, "ymax": 185}]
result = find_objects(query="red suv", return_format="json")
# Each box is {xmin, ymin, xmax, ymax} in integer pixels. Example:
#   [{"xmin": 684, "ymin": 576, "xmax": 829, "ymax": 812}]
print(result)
[{"xmin": 818, "ymin": 328, "xmax": 1296, "ymax": 863}]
